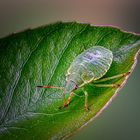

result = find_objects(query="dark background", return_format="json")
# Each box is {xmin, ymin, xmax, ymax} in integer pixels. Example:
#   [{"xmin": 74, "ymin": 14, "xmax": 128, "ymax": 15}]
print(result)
[{"xmin": 0, "ymin": 0, "xmax": 140, "ymax": 140}]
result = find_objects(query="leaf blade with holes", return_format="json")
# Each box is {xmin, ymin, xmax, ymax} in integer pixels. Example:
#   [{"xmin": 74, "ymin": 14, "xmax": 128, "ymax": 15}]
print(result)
[{"xmin": 0, "ymin": 22, "xmax": 140, "ymax": 140}]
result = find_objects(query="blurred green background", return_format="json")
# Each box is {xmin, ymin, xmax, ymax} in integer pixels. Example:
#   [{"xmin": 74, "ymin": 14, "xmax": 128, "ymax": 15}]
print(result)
[{"xmin": 0, "ymin": 0, "xmax": 140, "ymax": 140}]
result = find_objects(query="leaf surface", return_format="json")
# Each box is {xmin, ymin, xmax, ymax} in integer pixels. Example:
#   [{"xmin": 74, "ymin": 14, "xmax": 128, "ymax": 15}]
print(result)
[{"xmin": 0, "ymin": 22, "xmax": 140, "ymax": 140}]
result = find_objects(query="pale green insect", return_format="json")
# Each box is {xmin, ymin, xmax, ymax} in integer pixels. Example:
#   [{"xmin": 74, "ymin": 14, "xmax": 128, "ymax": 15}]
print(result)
[
  {"xmin": 66, "ymin": 46, "xmax": 113, "ymax": 89},
  {"xmin": 38, "ymin": 46, "xmax": 130, "ymax": 111}
]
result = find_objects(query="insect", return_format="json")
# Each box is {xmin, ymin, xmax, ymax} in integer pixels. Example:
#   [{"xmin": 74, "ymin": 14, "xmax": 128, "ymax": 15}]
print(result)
[{"xmin": 37, "ymin": 46, "xmax": 130, "ymax": 111}]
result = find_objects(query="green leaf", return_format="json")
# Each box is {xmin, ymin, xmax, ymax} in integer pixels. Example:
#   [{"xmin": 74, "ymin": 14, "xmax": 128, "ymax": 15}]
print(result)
[{"xmin": 0, "ymin": 22, "xmax": 140, "ymax": 140}]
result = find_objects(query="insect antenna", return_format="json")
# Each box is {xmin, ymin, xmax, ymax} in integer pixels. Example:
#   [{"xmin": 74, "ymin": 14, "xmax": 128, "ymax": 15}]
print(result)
[{"xmin": 37, "ymin": 85, "xmax": 64, "ymax": 90}]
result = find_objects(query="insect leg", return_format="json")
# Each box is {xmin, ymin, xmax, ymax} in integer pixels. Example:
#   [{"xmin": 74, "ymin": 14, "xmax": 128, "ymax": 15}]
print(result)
[
  {"xmin": 83, "ymin": 90, "xmax": 89, "ymax": 111},
  {"xmin": 59, "ymin": 93, "xmax": 68, "ymax": 109},
  {"xmin": 68, "ymin": 92, "xmax": 73, "ymax": 105},
  {"xmin": 93, "ymin": 84, "xmax": 120, "ymax": 88},
  {"xmin": 94, "ymin": 72, "xmax": 130, "ymax": 83},
  {"xmin": 63, "ymin": 93, "xmax": 67, "ymax": 107},
  {"xmin": 59, "ymin": 92, "xmax": 74, "ymax": 109}
]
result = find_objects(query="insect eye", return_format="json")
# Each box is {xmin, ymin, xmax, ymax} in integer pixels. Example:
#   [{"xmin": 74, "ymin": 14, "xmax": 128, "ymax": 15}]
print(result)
[{"xmin": 75, "ymin": 85, "xmax": 78, "ymax": 89}]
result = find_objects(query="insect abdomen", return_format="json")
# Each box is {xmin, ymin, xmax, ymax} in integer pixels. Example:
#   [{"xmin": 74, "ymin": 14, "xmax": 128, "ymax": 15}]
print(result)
[{"xmin": 66, "ymin": 46, "xmax": 113, "ymax": 87}]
